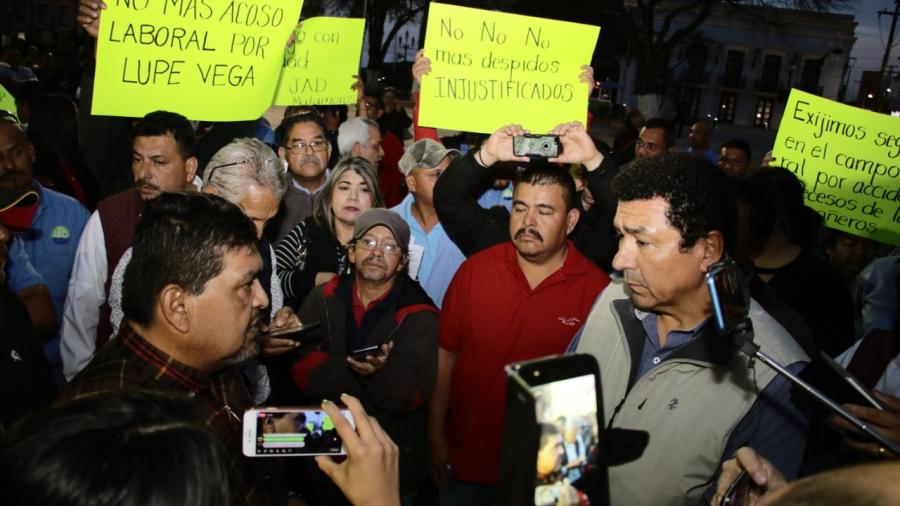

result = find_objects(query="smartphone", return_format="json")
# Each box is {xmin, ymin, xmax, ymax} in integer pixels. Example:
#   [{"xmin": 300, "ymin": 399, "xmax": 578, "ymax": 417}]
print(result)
[
  {"xmin": 242, "ymin": 407, "xmax": 353, "ymax": 457},
  {"xmin": 349, "ymin": 344, "xmax": 386, "ymax": 361},
  {"xmin": 800, "ymin": 351, "xmax": 886, "ymax": 411},
  {"xmin": 513, "ymin": 134, "xmax": 560, "ymax": 158},
  {"xmin": 264, "ymin": 321, "xmax": 321, "ymax": 341},
  {"xmin": 501, "ymin": 354, "xmax": 608, "ymax": 506},
  {"xmin": 721, "ymin": 469, "xmax": 751, "ymax": 506},
  {"xmin": 706, "ymin": 258, "xmax": 750, "ymax": 335}
]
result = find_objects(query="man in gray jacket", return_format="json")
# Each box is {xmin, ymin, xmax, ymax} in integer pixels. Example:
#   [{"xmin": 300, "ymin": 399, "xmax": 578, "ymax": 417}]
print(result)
[{"xmin": 572, "ymin": 153, "xmax": 809, "ymax": 505}]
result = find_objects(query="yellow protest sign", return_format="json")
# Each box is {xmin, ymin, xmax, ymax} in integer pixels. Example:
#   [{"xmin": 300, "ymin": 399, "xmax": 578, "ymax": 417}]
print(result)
[
  {"xmin": 419, "ymin": 3, "xmax": 599, "ymax": 134},
  {"xmin": 773, "ymin": 89, "xmax": 900, "ymax": 246},
  {"xmin": 92, "ymin": 0, "xmax": 303, "ymax": 121},
  {"xmin": 0, "ymin": 83, "xmax": 15, "ymax": 118},
  {"xmin": 274, "ymin": 17, "xmax": 364, "ymax": 106}
]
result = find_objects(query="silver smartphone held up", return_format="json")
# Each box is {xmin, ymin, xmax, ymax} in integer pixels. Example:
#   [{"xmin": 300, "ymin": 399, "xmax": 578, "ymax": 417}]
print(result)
[
  {"xmin": 513, "ymin": 134, "xmax": 560, "ymax": 158},
  {"xmin": 242, "ymin": 407, "xmax": 354, "ymax": 457}
]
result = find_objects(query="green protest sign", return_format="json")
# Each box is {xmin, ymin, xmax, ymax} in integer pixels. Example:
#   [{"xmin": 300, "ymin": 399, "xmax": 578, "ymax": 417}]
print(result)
[
  {"xmin": 419, "ymin": 3, "xmax": 600, "ymax": 134},
  {"xmin": 274, "ymin": 17, "xmax": 364, "ymax": 106},
  {"xmin": 0, "ymin": 83, "xmax": 16, "ymax": 118},
  {"xmin": 92, "ymin": 0, "xmax": 303, "ymax": 121},
  {"xmin": 773, "ymin": 89, "xmax": 900, "ymax": 246}
]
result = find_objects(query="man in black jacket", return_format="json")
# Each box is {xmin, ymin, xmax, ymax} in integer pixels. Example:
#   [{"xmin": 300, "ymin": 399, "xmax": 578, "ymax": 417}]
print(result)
[
  {"xmin": 433, "ymin": 122, "xmax": 619, "ymax": 271},
  {"xmin": 292, "ymin": 208, "xmax": 438, "ymax": 502}
]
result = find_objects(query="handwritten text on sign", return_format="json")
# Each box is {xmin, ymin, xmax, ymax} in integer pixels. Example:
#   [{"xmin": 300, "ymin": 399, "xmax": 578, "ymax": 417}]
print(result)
[
  {"xmin": 773, "ymin": 89, "xmax": 900, "ymax": 245},
  {"xmin": 92, "ymin": 0, "xmax": 303, "ymax": 121},
  {"xmin": 274, "ymin": 17, "xmax": 364, "ymax": 106},
  {"xmin": 419, "ymin": 3, "xmax": 600, "ymax": 135}
]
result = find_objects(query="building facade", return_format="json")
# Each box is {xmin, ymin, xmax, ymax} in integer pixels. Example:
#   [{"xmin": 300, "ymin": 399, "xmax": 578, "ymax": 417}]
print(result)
[{"xmin": 619, "ymin": 4, "xmax": 856, "ymax": 129}]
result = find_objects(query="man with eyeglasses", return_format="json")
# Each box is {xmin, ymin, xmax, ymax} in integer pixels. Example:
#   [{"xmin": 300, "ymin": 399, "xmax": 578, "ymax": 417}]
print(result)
[
  {"xmin": 60, "ymin": 110, "xmax": 200, "ymax": 381},
  {"xmin": 269, "ymin": 112, "xmax": 333, "ymax": 244},
  {"xmin": 291, "ymin": 208, "xmax": 438, "ymax": 502}
]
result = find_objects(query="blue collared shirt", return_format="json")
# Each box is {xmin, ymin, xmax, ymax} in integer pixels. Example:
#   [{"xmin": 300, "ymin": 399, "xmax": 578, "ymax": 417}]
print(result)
[
  {"xmin": 391, "ymin": 193, "xmax": 465, "ymax": 308},
  {"xmin": 477, "ymin": 182, "xmax": 514, "ymax": 212},
  {"xmin": 18, "ymin": 181, "xmax": 90, "ymax": 370}
]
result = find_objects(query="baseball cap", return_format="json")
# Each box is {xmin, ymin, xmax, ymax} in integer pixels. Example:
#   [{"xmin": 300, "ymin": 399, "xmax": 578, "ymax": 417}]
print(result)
[
  {"xmin": 397, "ymin": 139, "xmax": 459, "ymax": 175},
  {"xmin": 352, "ymin": 209, "xmax": 410, "ymax": 250}
]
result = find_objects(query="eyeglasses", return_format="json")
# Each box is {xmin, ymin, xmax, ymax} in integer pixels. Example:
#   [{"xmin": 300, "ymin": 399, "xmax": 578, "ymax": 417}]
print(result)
[
  {"xmin": 205, "ymin": 158, "xmax": 287, "ymax": 182},
  {"xmin": 354, "ymin": 238, "xmax": 403, "ymax": 256},
  {"xmin": 286, "ymin": 139, "xmax": 328, "ymax": 153}
]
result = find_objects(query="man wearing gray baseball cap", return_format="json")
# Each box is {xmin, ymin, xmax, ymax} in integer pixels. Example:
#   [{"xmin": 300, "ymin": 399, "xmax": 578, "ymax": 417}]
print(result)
[
  {"xmin": 291, "ymin": 208, "xmax": 439, "ymax": 502},
  {"xmin": 391, "ymin": 138, "xmax": 465, "ymax": 308}
]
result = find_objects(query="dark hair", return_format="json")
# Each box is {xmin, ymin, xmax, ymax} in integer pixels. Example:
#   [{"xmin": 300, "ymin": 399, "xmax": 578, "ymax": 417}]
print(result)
[
  {"xmin": 0, "ymin": 390, "xmax": 231, "ymax": 506},
  {"xmin": 743, "ymin": 167, "xmax": 822, "ymax": 250},
  {"xmin": 27, "ymin": 93, "xmax": 101, "ymax": 207},
  {"xmin": 539, "ymin": 423, "xmax": 561, "ymax": 449},
  {"xmin": 518, "ymin": 161, "xmax": 577, "ymax": 211},
  {"xmin": 614, "ymin": 153, "xmax": 735, "ymax": 251},
  {"xmin": 130, "ymin": 110, "xmax": 196, "ymax": 160},
  {"xmin": 720, "ymin": 138, "xmax": 752, "ymax": 161},
  {"xmin": 122, "ymin": 192, "xmax": 258, "ymax": 325},
  {"xmin": 275, "ymin": 112, "xmax": 327, "ymax": 147},
  {"xmin": 642, "ymin": 118, "xmax": 676, "ymax": 148}
]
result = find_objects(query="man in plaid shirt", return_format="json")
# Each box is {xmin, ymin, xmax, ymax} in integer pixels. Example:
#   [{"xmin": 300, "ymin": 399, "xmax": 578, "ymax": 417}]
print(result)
[{"xmin": 61, "ymin": 192, "xmax": 273, "ymax": 505}]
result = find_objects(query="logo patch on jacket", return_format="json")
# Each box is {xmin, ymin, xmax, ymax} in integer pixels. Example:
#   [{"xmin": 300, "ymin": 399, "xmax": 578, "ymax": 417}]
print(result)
[
  {"xmin": 51, "ymin": 226, "xmax": 70, "ymax": 244},
  {"xmin": 558, "ymin": 317, "xmax": 581, "ymax": 326}
]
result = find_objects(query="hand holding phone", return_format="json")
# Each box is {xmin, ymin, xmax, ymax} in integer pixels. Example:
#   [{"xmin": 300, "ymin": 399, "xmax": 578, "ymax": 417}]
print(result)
[
  {"xmin": 347, "ymin": 342, "xmax": 393, "ymax": 376},
  {"xmin": 712, "ymin": 447, "xmax": 787, "ymax": 506}
]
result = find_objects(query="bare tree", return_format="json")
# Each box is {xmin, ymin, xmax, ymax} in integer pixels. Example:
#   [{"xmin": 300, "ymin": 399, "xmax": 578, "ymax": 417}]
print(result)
[{"xmin": 327, "ymin": 0, "xmax": 429, "ymax": 68}]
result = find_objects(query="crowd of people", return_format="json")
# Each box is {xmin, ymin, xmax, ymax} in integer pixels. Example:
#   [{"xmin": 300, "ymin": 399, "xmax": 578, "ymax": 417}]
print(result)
[{"xmin": 1, "ymin": 1, "xmax": 899, "ymax": 506}]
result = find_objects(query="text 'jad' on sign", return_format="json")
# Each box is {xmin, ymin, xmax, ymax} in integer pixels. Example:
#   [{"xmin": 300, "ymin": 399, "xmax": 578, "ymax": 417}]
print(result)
[
  {"xmin": 419, "ymin": 3, "xmax": 600, "ymax": 135},
  {"xmin": 773, "ymin": 89, "xmax": 900, "ymax": 246},
  {"xmin": 92, "ymin": 0, "xmax": 303, "ymax": 121},
  {"xmin": 274, "ymin": 17, "xmax": 364, "ymax": 106}
]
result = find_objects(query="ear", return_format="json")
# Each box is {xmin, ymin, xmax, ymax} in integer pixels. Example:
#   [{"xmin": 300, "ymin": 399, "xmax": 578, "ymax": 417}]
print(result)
[
  {"xmin": 698, "ymin": 231, "xmax": 725, "ymax": 273},
  {"xmin": 565, "ymin": 208, "xmax": 580, "ymax": 236},
  {"xmin": 203, "ymin": 185, "xmax": 218, "ymax": 196},
  {"xmin": 347, "ymin": 244, "xmax": 357, "ymax": 264},
  {"xmin": 184, "ymin": 156, "xmax": 199, "ymax": 184},
  {"xmin": 352, "ymin": 142, "xmax": 362, "ymax": 157},
  {"xmin": 405, "ymin": 173, "xmax": 416, "ymax": 193},
  {"xmin": 27, "ymin": 141, "xmax": 36, "ymax": 164},
  {"xmin": 278, "ymin": 146, "xmax": 287, "ymax": 160},
  {"xmin": 158, "ymin": 284, "xmax": 191, "ymax": 334},
  {"xmin": 397, "ymin": 254, "xmax": 409, "ymax": 273}
]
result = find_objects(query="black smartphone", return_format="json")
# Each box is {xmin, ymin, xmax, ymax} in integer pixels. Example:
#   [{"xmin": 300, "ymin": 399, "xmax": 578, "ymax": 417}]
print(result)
[
  {"xmin": 264, "ymin": 321, "xmax": 321, "ymax": 342},
  {"xmin": 501, "ymin": 354, "xmax": 608, "ymax": 506},
  {"xmin": 721, "ymin": 469, "xmax": 751, "ymax": 505},
  {"xmin": 349, "ymin": 344, "xmax": 386, "ymax": 361},
  {"xmin": 513, "ymin": 134, "xmax": 560, "ymax": 158},
  {"xmin": 706, "ymin": 259, "xmax": 750, "ymax": 335},
  {"xmin": 800, "ymin": 351, "xmax": 886, "ymax": 410}
]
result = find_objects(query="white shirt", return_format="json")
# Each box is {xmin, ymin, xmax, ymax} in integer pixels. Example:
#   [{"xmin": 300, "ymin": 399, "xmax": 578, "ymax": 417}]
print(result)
[{"xmin": 60, "ymin": 211, "xmax": 106, "ymax": 381}]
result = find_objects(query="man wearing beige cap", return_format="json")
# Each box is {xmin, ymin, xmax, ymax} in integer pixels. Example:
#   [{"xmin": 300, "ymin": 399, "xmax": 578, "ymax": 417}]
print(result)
[
  {"xmin": 292, "ymin": 208, "xmax": 439, "ymax": 502},
  {"xmin": 391, "ymin": 138, "xmax": 465, "ymax": 308}
]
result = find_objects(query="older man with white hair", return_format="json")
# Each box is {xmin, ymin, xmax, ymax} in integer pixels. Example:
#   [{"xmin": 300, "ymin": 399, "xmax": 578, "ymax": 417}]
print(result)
[
  {"xmin": 337, "ymin": 117, "xmax": 384, "ymax": 169},
  {"xmin": 106, "ymin": 138, "xmax": 300, "ymax": 402}
]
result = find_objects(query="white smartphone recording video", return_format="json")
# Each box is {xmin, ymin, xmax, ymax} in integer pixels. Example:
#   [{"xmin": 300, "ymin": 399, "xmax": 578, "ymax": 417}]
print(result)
[{"xmin": 242, "ymin": 407, "xmax": 354, "ymax": 457}]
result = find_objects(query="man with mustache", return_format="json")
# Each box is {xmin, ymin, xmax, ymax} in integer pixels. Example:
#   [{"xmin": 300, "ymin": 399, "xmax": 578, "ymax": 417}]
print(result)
[
  {"xmin": 61, "ymin": 192, "xmax": 272, "ymax": 505},
  {"xmin": 60, "ymin": 111, "xmax": 199, "ymax": 381},
  {"xmin": 268, "ymin": 112, "xmax": 333, "ymax": 244},
  {"xmin": 291, "ymin": 208, "xmax": 438, "ymax": 503},
  {"xmin": 572, "ymin": 154, "xmax": 808, "ymax": 505},
  {"xmin": 427, "ymin": 124, "xmax": 611, "ymax": 505}
]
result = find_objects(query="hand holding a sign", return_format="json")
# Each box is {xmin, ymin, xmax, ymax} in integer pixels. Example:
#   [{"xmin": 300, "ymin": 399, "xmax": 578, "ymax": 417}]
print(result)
[
  {"xmin": 412, "ymin": 49, "xmax": 432, "ymax": 86},
  {"xmin": 579, "ymin": 65, "xmax": 597, "ymax": 99},
  {"xmin": 548, "ymin": 122, "xmax": 604, "ymax": 171},
  {"xmin": 77, "ymin": 0, "xmax": 106, "ymax": 39},
  {"xmin": 477, "ymin": 125, "xmax": 532, "ymax": 167}
]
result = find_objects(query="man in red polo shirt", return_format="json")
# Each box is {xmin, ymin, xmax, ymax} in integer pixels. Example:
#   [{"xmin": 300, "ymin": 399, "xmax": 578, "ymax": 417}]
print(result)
[{"xmin": 428, "ymin": 124, "xmax": 611, "ymax": 505}]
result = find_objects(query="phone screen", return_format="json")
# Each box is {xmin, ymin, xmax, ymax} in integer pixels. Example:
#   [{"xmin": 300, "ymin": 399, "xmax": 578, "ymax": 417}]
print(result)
[
  {"xmin": 531, "ymin": 374, "xmax": 598, "ymax": 505},
  {"xmin": 248, "ymin": 409, "xmax": 346, "ymax": 456}
]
